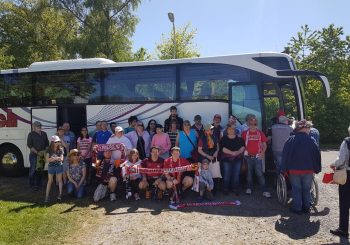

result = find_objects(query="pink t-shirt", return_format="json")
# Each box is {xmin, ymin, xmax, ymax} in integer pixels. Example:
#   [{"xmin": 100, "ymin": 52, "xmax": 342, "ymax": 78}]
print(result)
[
  {"xmin": 151, "ymin": 133, "xmax": 171, "ymax": 155},
  {"xmin": 77, "ymin": 137, "xmax": 93, "ymax": 159}
]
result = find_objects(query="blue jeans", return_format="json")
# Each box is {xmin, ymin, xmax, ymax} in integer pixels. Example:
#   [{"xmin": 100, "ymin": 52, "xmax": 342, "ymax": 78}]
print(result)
[
  {"xmin": 222, "ymin": 159, "xmax": 242, "ymax": 191},
  {"xmin": 29, "ymin": 153, "xmax": 42, "ymax": 187},
  {"xmin": 289, "ymin": 173, "xmax": 313, "ymax": 211},
  {"xmin": 67, "ymin": 181, "xmax": 86, "ymax": 198},
  {"xmin": 246, "ymin": 156, "xmax": 266, "ymax": 191}
]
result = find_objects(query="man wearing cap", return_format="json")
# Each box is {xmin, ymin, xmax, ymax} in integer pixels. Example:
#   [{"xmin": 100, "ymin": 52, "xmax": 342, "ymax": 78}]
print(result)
[
  {"xmin": 271, "ymin": 115, "xmax": 293, "ymax": 175},
  {"xmin": 191, "ymin": 115, "xmax": 204, "ymax": 138},
  {"xmin": 212, "ymin": 114, "xmax": 223, "ymax": 140},
  {"xmin": 281, "ymin": 119, "xmax": 321, "ymax": 214},
  {"xmin": 164, "ymin": 106, "xmax": 184, "ymax": 133},
  {"xmin": 27, "ymin": 121, "xmax": 49, "ymax": 189},
  {"xmin": 106, "ymin": 126, "xmax": 133, "ymax": 163}
]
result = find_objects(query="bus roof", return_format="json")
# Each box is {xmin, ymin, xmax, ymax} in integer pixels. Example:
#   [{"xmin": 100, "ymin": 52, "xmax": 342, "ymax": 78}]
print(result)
[{"xmin": 0, "ymin": 52, "xmax": 293, "ymax": 77}]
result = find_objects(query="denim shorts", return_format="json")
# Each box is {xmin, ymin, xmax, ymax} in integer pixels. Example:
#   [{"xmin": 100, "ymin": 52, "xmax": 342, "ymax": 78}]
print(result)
[{"xmin": 48, "ymin": 163, "xmax": 64, "ymax": 175}]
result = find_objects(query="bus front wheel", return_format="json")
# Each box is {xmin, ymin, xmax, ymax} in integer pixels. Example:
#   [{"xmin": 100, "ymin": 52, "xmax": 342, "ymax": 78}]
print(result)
[{"xmin": 0, "ymin": 144, "xmax": 26, "ymax": 177}]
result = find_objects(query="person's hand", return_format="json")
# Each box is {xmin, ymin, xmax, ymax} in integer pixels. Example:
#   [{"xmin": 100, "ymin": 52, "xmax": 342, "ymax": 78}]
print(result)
[
  {"xmin": 173, "ymin": 179, "xmax": 179, "ymax": 185},
  {"xmin": 74, "ymin": 182, "xmax": 79, "ymax": 189},
  {"xmin": 213, "ymin": 152, "xmax": 218, "ymax": 158},
  {"xmin": 257, "ymin": 153, "xmax": 264, "ymax": 160},
  {"xmin": 207, "ymin": 155, "xmax": 214, "ymax": 161},
  {"xmin": 231, "ymin": 151, "xmax": 237, "ymax": 157}
]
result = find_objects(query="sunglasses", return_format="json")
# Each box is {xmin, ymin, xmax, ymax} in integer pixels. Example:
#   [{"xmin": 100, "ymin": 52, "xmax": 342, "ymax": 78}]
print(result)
[
  {"xmin": 184, "ymin": 124, "xmax": 190, "ymax": 126},
  {"xmin": 137, "ymin": 124, "xmax": 144, "ymax": 127},
  {"xmin": 71, "ymin": 153, "xmax": 80, "ymax": 156},
  {"xmin": 54, "ymin": 141, "xmax": 61, "ymax": 143}
]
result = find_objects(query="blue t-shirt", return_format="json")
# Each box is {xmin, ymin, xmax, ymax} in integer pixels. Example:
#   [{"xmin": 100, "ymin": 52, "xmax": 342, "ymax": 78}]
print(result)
[
  {"xmin": 94, "ymin": 130, "xmax": 112, "ymax": 144},
  {"xmin": 178, "ymin": 129, "xmax": 197, "ymax": 159}
]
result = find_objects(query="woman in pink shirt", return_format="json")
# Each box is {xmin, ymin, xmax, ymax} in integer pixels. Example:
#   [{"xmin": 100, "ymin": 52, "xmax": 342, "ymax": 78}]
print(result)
[
  {"xmin": 151, "ymin": 124, "xmax": 171, "ymax": 159},
  {"xmin": 77, "ymin": 127, "xmax": 93, "ymax": 184}
]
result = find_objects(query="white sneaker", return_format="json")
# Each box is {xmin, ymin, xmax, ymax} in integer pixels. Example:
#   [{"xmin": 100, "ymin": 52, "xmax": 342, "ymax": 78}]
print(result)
[
  {"xmin": 263, "ymin": 192, "xmax": 271, "ymax": 198},
  {"xmin": 245, "ymin": 188, "xmax": 252, "ymax": 195},
  {"xmin": 110, "ymin": 193, "xmax": 117, "ymax": 201}
]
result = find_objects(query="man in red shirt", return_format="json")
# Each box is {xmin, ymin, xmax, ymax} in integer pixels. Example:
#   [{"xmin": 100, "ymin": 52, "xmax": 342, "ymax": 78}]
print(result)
[
  {"xmin": 164, "ymin": 147, "xmax": 193, "ymax": 203},
  {"xmin": 139, "ymin": 146, "xmax": 166, "ymax": 192},
  {"xmin": 242, "ymin": 114, "xmax": 271, "ymax": 198}
]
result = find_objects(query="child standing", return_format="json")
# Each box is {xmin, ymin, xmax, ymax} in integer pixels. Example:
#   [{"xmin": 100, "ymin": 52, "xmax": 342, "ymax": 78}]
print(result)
[
  {"xmin": 197, "ymin": 159, "xmax": 214, "ymax": 202},
  {"xmin": 45, "ymin": 135, "xmax": 64, "ymax": 203}
]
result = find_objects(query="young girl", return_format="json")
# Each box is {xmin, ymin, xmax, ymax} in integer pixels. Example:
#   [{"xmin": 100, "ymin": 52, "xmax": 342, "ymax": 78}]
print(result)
[
  {"xmin": 45, "ymin": 135, "xmax": 64, "ymax": 203},
  {"xmin": 122, "ymin": 149, "xmax": 143, "ymax": 200},
  {"xmin": 77, "ymin": 127, "xmax": 93, "ymax": 184},
  {"xmin": 67, "ymin": 149, "xmax": 86, "ymax": 198}
]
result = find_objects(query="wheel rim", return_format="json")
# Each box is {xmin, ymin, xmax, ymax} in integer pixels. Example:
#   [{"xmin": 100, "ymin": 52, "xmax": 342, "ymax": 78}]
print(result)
[
  {"xmin": 1, "ymin": 152, "xmax": 18, "ymax": 168},
  {"xmin": 310, "ymin": 177, "xmax": 319, "ymax": 206},
  {"xmin": 277, "ymin": 174, "xmax": 287, "ymax": 205}
]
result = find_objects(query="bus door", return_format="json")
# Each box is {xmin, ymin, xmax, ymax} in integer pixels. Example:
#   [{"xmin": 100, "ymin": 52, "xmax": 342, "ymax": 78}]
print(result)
[
  {"xmin": 229, "ymin": 82, "xmax": 263, "ymax": 130},
  {"xmin": 31, "ymin": 107, "xmax": 58, "ymax": 138},
  {"xmin": 57, "ymin": 105, "xmax": 86, "ymax": 137}
]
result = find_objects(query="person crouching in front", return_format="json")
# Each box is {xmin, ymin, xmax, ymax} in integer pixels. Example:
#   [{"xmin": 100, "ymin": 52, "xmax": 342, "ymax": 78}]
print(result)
[
  {"xmin": 139, "ymin": 146, "xmax": 166, "ymax": 199},
  {"xmin": 94, "ymin": 150, "xmax": 119, "ymax": 202},
  {"xmin": 197, "ymin": 159, "xmax": 214, "ymax": 202},
  {"xmin": 121, "ymin": 149, "xmax": 143, "ymax": 200},
  {"xmin": 66, "ymin": 149, "xmax": 86, "ymax": 199}
]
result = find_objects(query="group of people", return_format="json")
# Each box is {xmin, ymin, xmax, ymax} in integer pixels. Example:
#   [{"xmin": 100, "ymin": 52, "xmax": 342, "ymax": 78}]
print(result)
[{"xmin": 26, "ymin": 106, "xmax": 350, "ymax": 239}]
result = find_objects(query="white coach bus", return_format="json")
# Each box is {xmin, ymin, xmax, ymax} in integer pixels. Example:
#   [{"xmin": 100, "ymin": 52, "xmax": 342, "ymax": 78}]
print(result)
[{"xmin": 0, "ymin": 53, "xmax": 330, "ymax": 176}]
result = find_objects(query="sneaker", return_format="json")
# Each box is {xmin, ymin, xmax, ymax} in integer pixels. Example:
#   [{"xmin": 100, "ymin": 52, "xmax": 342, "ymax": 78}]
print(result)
[
  {"xmin": 134, "ymin": 193, "xmax": 140, "ymax": 201},
  {"xmin": 262, "ymin": 192, "xmax": 271, "ymax": 198},
  {"xmin": 245, "ymin": 188, "xmax": 252, "ymax": 195},
  {"xmin": 44, "ymin": 197, "xmax": 50, "ymax": 203},
  {"xmin": 330, "ymin": 229, "xmax": 349, "ymax": 238},
  {"xmin": 57, "ymin": 195, "xmax": 62, "ymax": 201},
  {"xmin": 110, "ymin": 193, "xmax": 117, "ymax": 201}
]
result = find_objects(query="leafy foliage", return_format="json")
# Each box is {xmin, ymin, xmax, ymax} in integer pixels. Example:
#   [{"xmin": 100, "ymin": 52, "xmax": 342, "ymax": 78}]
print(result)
[
  {"xmin": 156, "ymin": 23, "xmax": 200, "ymax": 60},
  {"xmin": 285, "ymin": 24, "xmax": 350, "ymax": 143}
]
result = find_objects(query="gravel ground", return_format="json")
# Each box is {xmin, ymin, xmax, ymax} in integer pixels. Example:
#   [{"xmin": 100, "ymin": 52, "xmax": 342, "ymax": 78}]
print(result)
[
  {"xmin": 74, "ymin": 150, "xmax": 348, "ymax": 245},
  {"xmin": 1, "ymin": 150, "xmax": 349, "ymax": 245}
]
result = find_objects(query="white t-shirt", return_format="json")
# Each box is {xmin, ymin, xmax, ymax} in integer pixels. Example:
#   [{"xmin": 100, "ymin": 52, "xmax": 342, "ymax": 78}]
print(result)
[{"xmin": 106, "ymin": 135, "xmax": 132, "ymax": 161}]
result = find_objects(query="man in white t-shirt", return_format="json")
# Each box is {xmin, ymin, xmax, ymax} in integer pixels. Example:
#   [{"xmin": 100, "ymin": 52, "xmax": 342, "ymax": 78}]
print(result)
[{"xmin": 106, "ymin": 126, "xmax": 133, "ymax": 162}]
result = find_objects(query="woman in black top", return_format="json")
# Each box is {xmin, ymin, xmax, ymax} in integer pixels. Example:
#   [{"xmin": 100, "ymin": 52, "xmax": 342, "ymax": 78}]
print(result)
[{"xmin": 220, "ymin": 124, "xmax": 245, "ymax": 195}]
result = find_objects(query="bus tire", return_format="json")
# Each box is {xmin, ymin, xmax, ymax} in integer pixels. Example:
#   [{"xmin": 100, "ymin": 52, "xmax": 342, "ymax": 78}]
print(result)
[{"xmin": 0, "ymin": 144, "xmax": 26, "ymax": 177}]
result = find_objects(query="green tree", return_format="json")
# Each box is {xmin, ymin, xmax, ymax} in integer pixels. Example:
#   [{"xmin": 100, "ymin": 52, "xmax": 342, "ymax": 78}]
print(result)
[
  {"xmin": 156, "ymin": 23, "xmax": 200, "ymax": 60},
  {"xmin": 53, "ymin": 0, "xmax": 140, "ymax": 61},
  {"xmin": 285, "ymin": 24, "xmax": 350, "ymax": 143},
  {"xmin": 0, "ymin": 46, "xmax": 14, "ymax": 69},
  {"xmin": 132, "ymin": 47, "xmax": 151, "ymax": 61},
  {"xmin": 0, "ymin": 0, "xmax": 77, "ymax": 68}
]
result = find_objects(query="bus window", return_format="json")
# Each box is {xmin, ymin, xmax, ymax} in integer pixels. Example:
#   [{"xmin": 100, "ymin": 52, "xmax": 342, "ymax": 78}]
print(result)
[
  {"xmin": 280, "ymin": 83, "xmax": 298, "ymax": 119},
  {"xmin": 1, "ymin": 74, "xmax": 32, "ymax": 106},
  {"xmin": 263, "ymin": 82, "xmax": 281, "ymax": 129},
  {"xmin": 180, "ymin": 63, "xmax": 251, "ymax": 101},
  {"xmin": 35, "ymin": 71, "xmax": 98, "ymax": 105},
  {"xmin": 230, "ymin": 83, "xmax": 262, "ymax": 129},
  {"xmin": 103, "ymin": 66, "xmax": 176, "ymax": 102}
]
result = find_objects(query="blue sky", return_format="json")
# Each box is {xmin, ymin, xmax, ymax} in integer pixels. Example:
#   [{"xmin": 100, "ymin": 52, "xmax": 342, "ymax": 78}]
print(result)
[{"xmin": 132, "ymin": 0, "xmax": 350, "ymax": 57}]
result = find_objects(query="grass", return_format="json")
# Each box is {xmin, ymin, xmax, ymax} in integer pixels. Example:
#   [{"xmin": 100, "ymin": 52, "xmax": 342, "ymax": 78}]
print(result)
[
  {"xmin": 0, "ymin": 177, "xmax": 98, "ymax": 245},
  {"xmin": 0, "ymin": 201, "xmax": 84, "ymax": 245}
]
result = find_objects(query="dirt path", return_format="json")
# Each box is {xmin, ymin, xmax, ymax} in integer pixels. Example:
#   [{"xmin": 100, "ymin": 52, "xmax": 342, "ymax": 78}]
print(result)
[{"xmin": 68, "ymin": 150, "xmax": 347, "ymax": 245}]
